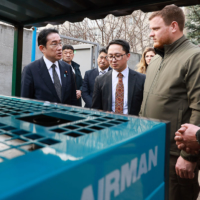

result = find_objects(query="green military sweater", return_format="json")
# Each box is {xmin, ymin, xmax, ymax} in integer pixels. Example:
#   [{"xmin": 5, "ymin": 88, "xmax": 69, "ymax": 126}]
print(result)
[{"xmin": 140, "ymin": 35, "xmax": 200, "ymax": 162}]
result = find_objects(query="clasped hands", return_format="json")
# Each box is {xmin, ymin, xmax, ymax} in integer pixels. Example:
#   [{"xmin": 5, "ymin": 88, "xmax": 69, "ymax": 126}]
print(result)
[
  {"xmin": 174, "ymin": 124, "xmax": 200, "ymax": 179},
  {"xmin": 175, "ymin": 123, "xmax": 200, "ymax": 154}
]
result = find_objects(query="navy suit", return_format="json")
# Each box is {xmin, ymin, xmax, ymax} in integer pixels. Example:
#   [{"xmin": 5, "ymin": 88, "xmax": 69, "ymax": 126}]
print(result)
[
  {"xmin": 82, "ymin": 67, "xmax": 112, "ymax": 108},
  {"xmin": 21, "ymin": 57, "xmax": 77, "ymax": 105},
  {"xmin": 92, "ymin": 68, "xmax": 145, "ymax": 116}
]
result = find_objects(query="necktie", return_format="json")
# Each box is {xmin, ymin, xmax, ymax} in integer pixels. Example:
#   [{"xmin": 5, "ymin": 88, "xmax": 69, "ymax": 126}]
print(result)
[
  {"xmin": 99, "ymin": 71, "xmax": 106, "ymax": 75},
  {"xmin": 115, "ymin": 72, "xmax": 124, "ymax": 114},
  {"xmin": 51, "ymin": 64, "xmax": 62, "ymax": 101}
]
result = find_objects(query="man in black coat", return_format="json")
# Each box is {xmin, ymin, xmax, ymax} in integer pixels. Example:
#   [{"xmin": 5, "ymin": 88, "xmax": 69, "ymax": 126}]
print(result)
[
  {"xmin": 62, "ymin": 45, "xmax": 83, "ymax": 106},
  {"xmin": 92, "ymin": 40, "xmax": 145, "ymax": 116},
  {"xmin": 21, "ymin": 29, "xmax": 77, "ymax": 106},
  {"xmin": 82, "ymin": 48, "xmax": 112, "ymax": 108}
]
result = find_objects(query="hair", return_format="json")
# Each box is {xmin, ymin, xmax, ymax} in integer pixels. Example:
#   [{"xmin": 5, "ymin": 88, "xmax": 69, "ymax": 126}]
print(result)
[
  {"xmin": 106, "ymin": 39, "xmax": 130, "ymax": 54},
  {"xmin": 137, "ymin": 47, "xmax": 156, "ymax": 74},
  {"xmin": 149, "ymin": 5, "xmax": 185, "ymax": 31},
  {"xmin": 37, "ymin": 28, "xmax": 59, "ymax": 47},
  {"xmin": 99, "ymin": 48, "xmax": 107, "ymax": 54},
  {"xmin": 62, "ymin": 44, "xmax": 74, "ymax": 52}
]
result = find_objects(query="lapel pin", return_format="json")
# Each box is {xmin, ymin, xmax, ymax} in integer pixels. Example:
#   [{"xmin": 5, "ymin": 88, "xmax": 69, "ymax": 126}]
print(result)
[{"xmin": 64, "ymin": 71, "xmax": 68, "ymax": 77}]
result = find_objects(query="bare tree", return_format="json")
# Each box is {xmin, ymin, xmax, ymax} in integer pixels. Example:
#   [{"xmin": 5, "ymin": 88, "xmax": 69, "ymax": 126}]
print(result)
[{"xmin": 59, "ymin": 10, "xmax": 153, "ymax": 54}]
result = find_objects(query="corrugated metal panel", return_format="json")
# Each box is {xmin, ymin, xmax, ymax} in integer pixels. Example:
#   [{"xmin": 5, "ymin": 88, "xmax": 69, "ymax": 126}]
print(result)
[{"xmin": 0, "ymin": 0, "xmax": 199, "ymax": 27}]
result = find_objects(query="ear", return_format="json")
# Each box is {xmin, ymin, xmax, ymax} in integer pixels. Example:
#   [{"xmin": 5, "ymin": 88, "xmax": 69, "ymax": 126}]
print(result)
[
  {"xmin": 61, "ymin": 51, "xmax": 64, "ymax": 59},
  {"xmin": 171, "ymin": 21, "xmax": 179, "ymax": 33},
  {"xmin": 39, "ymin": 45, "xmax": 45, "ymax": 54},
  {"xmin": 126, "ymin": 53, "xmax": 131, "ymax": 61}
]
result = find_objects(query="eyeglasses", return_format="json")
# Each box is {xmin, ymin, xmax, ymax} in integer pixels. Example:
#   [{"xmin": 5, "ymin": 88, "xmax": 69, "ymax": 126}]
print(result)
[
  {"xmin": 99, "ymin": 56, "xmax": 108, "ymax": 60},
  {"xmin": 106, "ymin": 54, "xmax": 127, "ymax": 61},
  {"xmin": 50, "ymin": 42, "xmax": 62, "ymax": 48}
]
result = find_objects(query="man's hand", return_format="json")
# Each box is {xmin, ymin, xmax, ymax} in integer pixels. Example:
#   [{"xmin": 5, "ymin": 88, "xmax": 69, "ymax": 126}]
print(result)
[
  {"xmin": 175, "ymin": 156, "xmax": 196, "ymax": 179},
  {"xmin": 76, "ymin": 90, "xmax": 81, "ymax": 99},
  {"xmin": 174, "ymin": 126, "xmax": 196, "ymax": 154},
  {"xmin": 174, "ymin": 123, "xmax": 200, "ymax": 153}
]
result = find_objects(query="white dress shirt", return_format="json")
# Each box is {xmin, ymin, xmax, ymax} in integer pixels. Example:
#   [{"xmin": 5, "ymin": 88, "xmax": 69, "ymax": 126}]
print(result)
[
  {"xmin": 71, "ymin": 65, "xmax": 75, "ymax": 74},
  {"xmin": 43, "ymin": 56, "xmax": 62, "ymax": 85},
  {"xmin": 112, "ymin": 66, "xmax": 129, "ymax": 114},
  {"xmin": 98, "ymin": 66, "xmax": 109, "ymax": 75}
]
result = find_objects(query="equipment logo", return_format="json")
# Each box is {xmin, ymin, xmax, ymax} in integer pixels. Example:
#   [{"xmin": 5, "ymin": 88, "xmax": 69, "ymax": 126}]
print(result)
[{"xmin": 81, "ymin": 146, "xmax": 158, "ymax": 200}]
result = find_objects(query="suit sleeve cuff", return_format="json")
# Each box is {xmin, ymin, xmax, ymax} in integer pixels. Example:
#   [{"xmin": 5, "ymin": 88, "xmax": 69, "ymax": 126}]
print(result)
[{"xmin": 180, "ymin": 150, "xmax": 198, "ymax": 162}]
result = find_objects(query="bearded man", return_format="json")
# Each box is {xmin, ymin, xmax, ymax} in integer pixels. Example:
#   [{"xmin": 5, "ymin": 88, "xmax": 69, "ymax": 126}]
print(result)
[{"xmin": 140, "ymin": 5, "xmax": 200, "ymax": 200}]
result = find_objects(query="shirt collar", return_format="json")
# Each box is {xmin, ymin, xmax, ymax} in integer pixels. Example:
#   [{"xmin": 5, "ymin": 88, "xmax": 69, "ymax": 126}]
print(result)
[
  {"xmin": 43, "ymin": 56, "xmax": 59, "ymax": 70},
  {"xmin": 113, "ymin": 66, "xmax": 128, "ymax": 78},
  {"xmin": 98, "ymin": 66, "xmax": 109, "ymax": 73}
]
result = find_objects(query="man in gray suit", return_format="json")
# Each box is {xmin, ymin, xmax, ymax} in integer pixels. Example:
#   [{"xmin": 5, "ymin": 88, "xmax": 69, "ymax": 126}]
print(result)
[{"xmin": 92, "ymin": 39, "xmax": 145, "ymax": 116}]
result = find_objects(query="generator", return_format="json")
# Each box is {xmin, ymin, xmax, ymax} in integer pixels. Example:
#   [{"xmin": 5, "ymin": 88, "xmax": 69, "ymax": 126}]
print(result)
[{"xmin": 0, "ymin": 95, "xmax": 169, "ymax": 200}]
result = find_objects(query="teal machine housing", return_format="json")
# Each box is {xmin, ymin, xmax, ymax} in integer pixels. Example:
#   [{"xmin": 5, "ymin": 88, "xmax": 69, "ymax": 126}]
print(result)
[{"xmin": 0, "ymin": 95, "xmax": 170, "ymax": 200}]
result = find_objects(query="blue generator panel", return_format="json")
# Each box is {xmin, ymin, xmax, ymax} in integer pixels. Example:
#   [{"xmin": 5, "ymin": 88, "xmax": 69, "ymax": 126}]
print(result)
[{"xmin": 0, "ymin": 95, "xmax": 170, "ymax": 200}]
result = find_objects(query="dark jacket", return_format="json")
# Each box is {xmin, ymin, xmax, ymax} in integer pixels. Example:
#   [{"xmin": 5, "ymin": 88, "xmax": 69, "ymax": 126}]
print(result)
[
  {"xmin": 21, "ymin": 57, "xmax": 77, "ymax": 106},
  {"xmin": 82, "ymin": 67, "xmax": 112, "ymax": 108},
  {"xmin": 71, "ymin": 61, "xmax": 82, "ymax": 91},
  {"xmin": 92, "ymin": 68, "xmax": 145, "ymax": 116},
  {"xmin": 71, "ymin": 61, "xmax": 83, "ymax": 106}
]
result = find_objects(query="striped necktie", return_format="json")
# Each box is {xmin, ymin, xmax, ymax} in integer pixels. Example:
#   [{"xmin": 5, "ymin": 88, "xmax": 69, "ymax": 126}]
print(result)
[{"xmin": 99, "ymin": 71, "xmax": 106, "ymax": 75}]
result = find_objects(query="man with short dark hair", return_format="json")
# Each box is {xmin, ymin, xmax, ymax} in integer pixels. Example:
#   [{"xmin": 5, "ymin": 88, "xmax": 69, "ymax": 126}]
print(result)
[
  {"xmin": 82, "ymin": 48, "xmax": 111, "ymax": 108},
  {"xmin": 92, "ymin": 40, "xmax": 145, "ymax": 115},
  {"xmin": 62, "ymin": 45, "xmax": 82, "ymax": 106},
  {"xmin": 140, "ymin": 5, "xmax": 200, "ymax": 200},
  {"xmin": 21, "ymin": 28, "xmax": 77, "ymax": 105}
]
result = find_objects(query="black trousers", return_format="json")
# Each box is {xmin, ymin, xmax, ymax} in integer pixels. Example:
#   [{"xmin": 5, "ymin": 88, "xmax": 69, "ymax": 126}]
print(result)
[{"xmin": 77, "ymin": 97, "xmax": 82, "ymax": 107}]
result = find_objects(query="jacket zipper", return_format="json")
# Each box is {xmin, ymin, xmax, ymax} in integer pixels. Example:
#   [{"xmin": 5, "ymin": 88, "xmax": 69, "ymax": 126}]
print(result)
[{"xmin": 143, "ymin": 58, "xmax": 164, "ymax": 116}]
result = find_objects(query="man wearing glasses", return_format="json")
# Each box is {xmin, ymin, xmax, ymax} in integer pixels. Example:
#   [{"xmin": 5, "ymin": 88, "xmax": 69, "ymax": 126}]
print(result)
[
  {"xmin": 82, "ymin": 48, "xmax": 111, "ymax": 108},
  {"xmin": 21, "ymin": 28, "xmax": 77, "ymax": 105},
  {"xmin": 92, "ymin": 39, "xmax": 145, "ymax": 115}
]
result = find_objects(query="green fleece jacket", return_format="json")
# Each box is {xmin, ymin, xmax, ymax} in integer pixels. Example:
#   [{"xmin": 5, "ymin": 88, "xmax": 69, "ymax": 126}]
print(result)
[{"xmin": 140, "ymin": 35, "xmax": 200, "ymax": 162}]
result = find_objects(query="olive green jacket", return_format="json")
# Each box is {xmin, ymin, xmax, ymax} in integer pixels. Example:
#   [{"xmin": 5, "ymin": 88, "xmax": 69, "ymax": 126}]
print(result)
[{"xmin": 140, "ymin": 35, "xmax": 200, "ymax": 160}]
